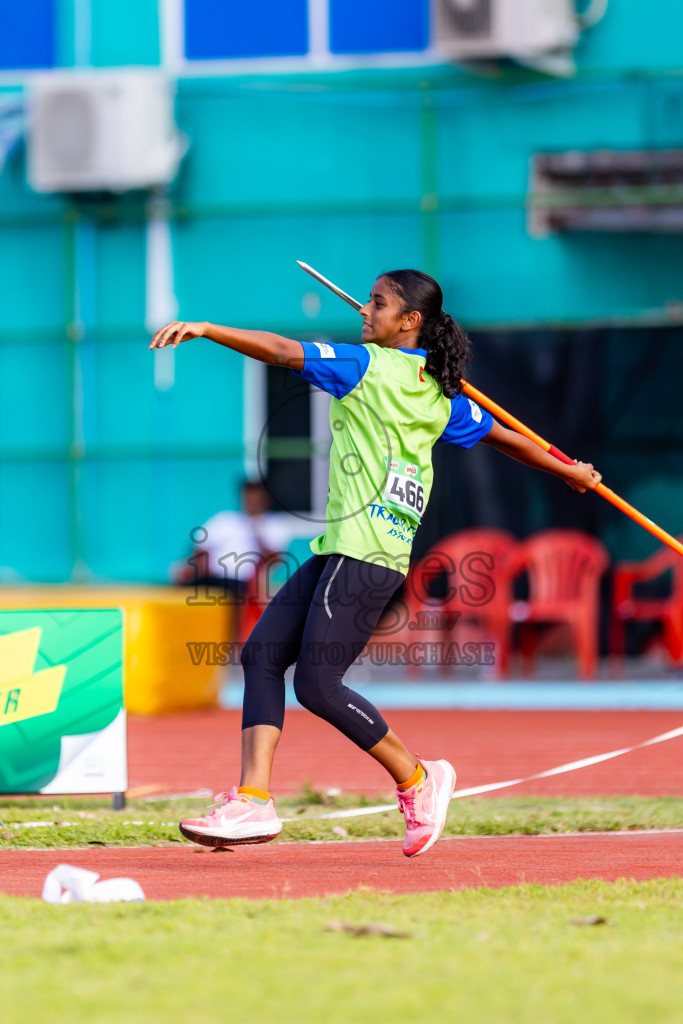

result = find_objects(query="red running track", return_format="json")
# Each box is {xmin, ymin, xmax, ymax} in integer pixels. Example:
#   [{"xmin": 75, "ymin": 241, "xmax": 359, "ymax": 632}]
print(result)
[
  {"xmin": 3, "ymin": 710, "xmax": 682, "ymax": 902},
  {"xmin": 127, "ymin": 709, "xmax": 683, "ymax": 798},
  {"xmin": 2, "ymin": 834, "xmax": 682, "ymax": 901}
]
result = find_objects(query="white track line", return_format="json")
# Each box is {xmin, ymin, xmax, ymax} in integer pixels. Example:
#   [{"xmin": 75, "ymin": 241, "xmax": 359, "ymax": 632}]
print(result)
[
  {"xmin": 6, "ymin": 724, "xmax": 683, "ymax": 831},
  {"xmin": 280, "ymin": 828, "xmax": 683, "ymax": 845},
  {"xmin": 3, "ymin": 831, "xmax": 683, "ymax": 852},
  {"xmin": 282, "ymin": 723, "xmax": 683, "ymax": 822},
  {"xmin": 5, "ymin": 821, "xmax": 180, "ymax": 829}
]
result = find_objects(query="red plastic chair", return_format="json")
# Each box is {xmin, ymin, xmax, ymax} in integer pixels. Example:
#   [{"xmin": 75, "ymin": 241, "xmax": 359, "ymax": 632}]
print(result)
[
  {"xmin": 236, "ymin": 552, "xmax": 304, "ymax": 644},
  {"xmin": 235, "ymin": 561, "xmax": 270, "ymax": 645},
  {"xmin": 505, "ymin": 529, "xmax": 609, "ymax": 680},
  {"xmin": 383, "ymin": 529, "xmax": 517, "ymax": 677},
  {"xmin": 611, "ymin": 542, "xmax": 683, "ymax": 668}
]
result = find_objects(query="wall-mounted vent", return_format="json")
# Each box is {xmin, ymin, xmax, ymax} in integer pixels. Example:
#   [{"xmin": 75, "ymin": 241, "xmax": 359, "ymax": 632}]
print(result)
[{"xmin": 529, "ymin": 150, "xmax": 683, "ymax": 235}]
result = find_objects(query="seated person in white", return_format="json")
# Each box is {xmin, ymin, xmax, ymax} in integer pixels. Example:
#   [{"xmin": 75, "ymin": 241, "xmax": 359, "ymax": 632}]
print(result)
[{"xmin": 179, "ymin": 480, "xmax": 289, "ymax": 600}]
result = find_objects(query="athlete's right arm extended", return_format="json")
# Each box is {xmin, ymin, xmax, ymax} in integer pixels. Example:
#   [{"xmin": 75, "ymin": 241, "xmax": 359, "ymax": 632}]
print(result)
[{"xmin": 149, "ymin": 321, "xmax": 304, "ymax": 370}]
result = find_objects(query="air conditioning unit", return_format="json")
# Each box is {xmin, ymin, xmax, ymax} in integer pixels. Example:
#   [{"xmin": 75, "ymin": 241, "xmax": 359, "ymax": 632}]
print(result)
[
  {"xmin": 433, "ymin": 0, "xmax": 579, "ymax": 59},
  {"xmin": 27, "ymin": 71, "xmax": 186, "ymax": 193}
]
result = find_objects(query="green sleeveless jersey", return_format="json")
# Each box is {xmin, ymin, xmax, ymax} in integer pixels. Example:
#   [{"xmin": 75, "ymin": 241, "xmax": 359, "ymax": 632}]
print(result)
[{"xmin": 296, "ymin": 341, "xmax": 492, "ymax": 577}]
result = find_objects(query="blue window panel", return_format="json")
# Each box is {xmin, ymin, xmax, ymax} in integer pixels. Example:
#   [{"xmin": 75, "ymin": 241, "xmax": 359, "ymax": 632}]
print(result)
[
  {"xmin": 0, "ymin": 0, "xmax": 56, "ymax": 70},
  {"xmin": 330, "ymin": 0, "xmax": 429, "ymax": 54},
  {"xmin": 184, "ymin": 0, "xmax": 308, "ymax": 60}
]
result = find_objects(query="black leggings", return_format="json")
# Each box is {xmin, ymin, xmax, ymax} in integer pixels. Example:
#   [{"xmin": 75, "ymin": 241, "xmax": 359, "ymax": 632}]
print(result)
[{"xmin": 241, "ymin": 554, "xmax": 403, "ymax": 750}]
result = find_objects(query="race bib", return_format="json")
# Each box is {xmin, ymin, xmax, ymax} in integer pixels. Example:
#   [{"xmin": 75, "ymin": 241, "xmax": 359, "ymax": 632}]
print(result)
[{"xmin": 383, "ymin": 457, "xmax": 425, "ymax": 523}]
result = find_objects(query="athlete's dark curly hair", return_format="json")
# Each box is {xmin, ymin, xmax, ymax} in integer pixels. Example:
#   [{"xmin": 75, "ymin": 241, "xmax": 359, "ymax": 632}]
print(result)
[{"xmin": 383, "ymin": 269, "xmax": 471, "ymax": 398}]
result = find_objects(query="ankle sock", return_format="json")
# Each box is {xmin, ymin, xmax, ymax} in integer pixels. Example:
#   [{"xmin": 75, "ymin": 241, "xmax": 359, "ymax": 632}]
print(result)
[
  {"xmin": 397, "ymin": 762, "xmax": 427, "ymax": 792},
  {"xmin": 238, "ymin": 785, "xmax": 271, "ymax": 804}
]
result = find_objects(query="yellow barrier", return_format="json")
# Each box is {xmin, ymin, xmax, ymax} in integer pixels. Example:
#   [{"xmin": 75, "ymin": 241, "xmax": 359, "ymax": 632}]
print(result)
[{"xmin": 0, "ymin": 587, "xmax": 232, "ymax": 715}]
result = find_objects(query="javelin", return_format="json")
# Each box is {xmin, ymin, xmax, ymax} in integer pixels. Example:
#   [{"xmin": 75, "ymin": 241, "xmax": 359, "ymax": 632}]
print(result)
[{"xmin": 297, "ymin": 260, "xmax": 683, "ymax": 558}]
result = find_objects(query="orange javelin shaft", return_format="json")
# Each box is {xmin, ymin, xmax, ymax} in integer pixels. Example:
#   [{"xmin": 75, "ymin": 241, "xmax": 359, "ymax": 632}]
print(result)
[
  {"xmin": 462, "ymin": 382, "xmax": 683, "ymax": 558},
  {"xmin": 298, "ymin": 260, "xmax": 683, "ymax": 558}
]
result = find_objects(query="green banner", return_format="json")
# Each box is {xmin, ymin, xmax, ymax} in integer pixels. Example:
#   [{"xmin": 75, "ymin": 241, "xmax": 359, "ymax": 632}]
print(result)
[{"xmin": 0, "ymin": 609, "xmax": 126, "ymax": 794}]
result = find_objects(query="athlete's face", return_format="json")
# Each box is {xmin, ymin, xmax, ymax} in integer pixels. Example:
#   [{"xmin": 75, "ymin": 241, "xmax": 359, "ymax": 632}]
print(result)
[{"xmin": 359, "ymin": 277, "xmax": 420, "ymax": 348}]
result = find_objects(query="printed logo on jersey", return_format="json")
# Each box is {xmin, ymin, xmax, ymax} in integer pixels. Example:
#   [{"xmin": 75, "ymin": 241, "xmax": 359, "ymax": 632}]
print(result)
[
  {"xmin": 314, "ymin": 342, "xmax": 336, "ymax": 359},
  {"xmin": 468, "ymin": 398, "xmax": 483, "ymax": 423},
  {"xmin": 419, "ymin": 366, "xmax": 425, "ymax": 383}
]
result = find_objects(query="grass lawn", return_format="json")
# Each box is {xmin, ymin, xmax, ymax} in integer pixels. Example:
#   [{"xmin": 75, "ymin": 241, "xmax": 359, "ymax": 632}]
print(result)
[
  {"xmin": 2, "ymin": 879, "xmax": 682, "ymax": 1024},
  {"xmin": 1, "ymin": 792, "xmax": 682, "ymax": 848}
]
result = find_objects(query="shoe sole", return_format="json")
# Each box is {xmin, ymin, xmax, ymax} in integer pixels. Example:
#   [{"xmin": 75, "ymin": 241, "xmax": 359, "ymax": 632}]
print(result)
[
  {"xmin": 404, "ymin": 760, "xmax": 457, "ymax": 858},
  {"xmin": 179, "ymin": 823, "xmax": 282, "ymax": 848}
]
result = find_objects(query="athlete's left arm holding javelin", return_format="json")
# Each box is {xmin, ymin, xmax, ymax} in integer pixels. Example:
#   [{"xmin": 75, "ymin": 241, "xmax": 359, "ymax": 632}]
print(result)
[
  {"xmin": 149, "ymin": 320, "xmax": 304, "ymax": 369},
  {"xmin": 438, "ymin": 387, "xmax": 600, "ymax": 493},
  {"xmin": 480, "ymin": 420, "xmax": 601, "ymax": 493}
]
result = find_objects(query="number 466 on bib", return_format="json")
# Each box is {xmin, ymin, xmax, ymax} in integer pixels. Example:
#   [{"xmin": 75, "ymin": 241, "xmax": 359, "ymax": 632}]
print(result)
[{"xmin": 383, "ymin": 457, "xmax": 425, "ymax": 523}]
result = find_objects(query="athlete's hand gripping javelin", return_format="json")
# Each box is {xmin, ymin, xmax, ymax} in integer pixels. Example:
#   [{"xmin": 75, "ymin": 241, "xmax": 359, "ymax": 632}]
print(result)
[{"xmin": 559, "ymin": 462, "xmax": 603, "ymax": 493}]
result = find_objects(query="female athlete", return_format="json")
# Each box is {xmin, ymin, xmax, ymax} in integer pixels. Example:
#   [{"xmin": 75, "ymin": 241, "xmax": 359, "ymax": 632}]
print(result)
[{"xmin": 149, "ymin": 269, "xmax": 601, "ymax": 858}]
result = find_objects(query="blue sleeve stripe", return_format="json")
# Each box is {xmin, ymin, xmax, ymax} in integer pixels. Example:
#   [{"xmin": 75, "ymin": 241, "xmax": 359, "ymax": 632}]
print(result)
[
  {"xmin": 293, "ymin": 341, "xmax": 370, "ymax": 399},
  {"xmin": 438, "ymin": 394, "xmax": 494, "ymax": 449}
]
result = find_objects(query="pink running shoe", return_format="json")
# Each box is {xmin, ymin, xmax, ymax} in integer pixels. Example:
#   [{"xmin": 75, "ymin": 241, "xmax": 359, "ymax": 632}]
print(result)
[
  {"xmin": 397, "ymin": 759, "xmax": 456, "ymax": 858},
  {"xmin": 179, "ymin": 787, "xmax": 282, "ymax": 848}
]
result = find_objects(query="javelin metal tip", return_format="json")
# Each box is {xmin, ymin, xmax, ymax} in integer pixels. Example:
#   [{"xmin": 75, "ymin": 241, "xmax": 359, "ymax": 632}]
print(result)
[{"xmin": 296, "ymin": 259, "xmax": 362, "ymax": 311}]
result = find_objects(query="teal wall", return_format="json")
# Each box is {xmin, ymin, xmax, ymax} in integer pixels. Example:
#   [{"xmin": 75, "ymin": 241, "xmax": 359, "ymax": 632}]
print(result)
[
  {"xmin": 1, "ymin": 0, "xmax": 682, "ymax": 580},
  {"xmin": 171, "ymin": 70, "xmax": 683, "ymax": 330}
]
